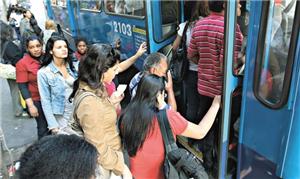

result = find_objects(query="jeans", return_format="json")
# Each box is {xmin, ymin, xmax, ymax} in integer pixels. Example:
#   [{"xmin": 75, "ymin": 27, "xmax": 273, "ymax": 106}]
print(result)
[
  {"xmin": 7, "ymin": 79, "xmax": 23, "ymax": 116},
  {"xmin": 33, "ymin": 101, "xmax": 50, "ymax": 139}
]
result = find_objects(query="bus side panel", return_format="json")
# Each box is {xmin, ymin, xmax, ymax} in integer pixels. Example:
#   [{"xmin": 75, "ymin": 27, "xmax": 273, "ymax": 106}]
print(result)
[{"xmin": 76, "ymin": 11, "xmax": 147, "ymax": 70}]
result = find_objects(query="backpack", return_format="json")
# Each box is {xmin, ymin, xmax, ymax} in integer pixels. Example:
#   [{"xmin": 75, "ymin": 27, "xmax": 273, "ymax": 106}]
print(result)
[{"xmin": 170, "ymin": 22, "xmax": 190, "ymax": 83}]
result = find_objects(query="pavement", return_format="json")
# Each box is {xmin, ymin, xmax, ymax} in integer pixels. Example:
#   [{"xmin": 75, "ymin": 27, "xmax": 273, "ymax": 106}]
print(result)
[{"xmin": 0, "ymin": 78, "xmax": 37, "ymax": 178}]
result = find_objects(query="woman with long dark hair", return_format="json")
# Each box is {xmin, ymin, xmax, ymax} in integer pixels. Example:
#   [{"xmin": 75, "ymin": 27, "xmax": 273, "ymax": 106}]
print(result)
[
  {"xmin": 69, "ymin": 43, "xmax": 132, "ymax": 179},
  {"xmin": 37, "ymin": 35, "xmax": 76, "ymax": 135},
  {"xmin": 16, "ymin": 35, "xmax": 50, "ymax": 139},
  {"xmin": 120, "ymin": 74, "xmax": 220, "ymax": 179}
]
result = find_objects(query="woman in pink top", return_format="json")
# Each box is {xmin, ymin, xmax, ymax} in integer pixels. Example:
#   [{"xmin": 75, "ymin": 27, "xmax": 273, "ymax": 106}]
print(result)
[{"xmin": 119, "ymin": 74, "xmax": 220, "ymax": 179}]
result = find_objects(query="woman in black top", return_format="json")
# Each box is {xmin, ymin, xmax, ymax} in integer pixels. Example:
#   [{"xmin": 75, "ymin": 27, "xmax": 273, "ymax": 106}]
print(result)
[{"xmin": 0, "ymin": 21, "xmax": 26, "ymax": 117}]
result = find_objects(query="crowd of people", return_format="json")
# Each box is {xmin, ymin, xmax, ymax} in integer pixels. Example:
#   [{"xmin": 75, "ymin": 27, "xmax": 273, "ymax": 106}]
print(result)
[{"xmin": 0, "ymin": 1, "xmax": 252, "ymax": 179}]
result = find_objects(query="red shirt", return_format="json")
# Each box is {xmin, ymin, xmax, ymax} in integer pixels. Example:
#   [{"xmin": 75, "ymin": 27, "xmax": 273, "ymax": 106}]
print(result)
[
  {"xmin": 130, "ymin": 109, "xmax": 188, "ymax": 179},
  {"xmin": 105, "ymin": 81, "xmax": 116, "ymax": 97},
  {"xmin": 188, "ymin": 12, "xmax": 243, "ymax": 97},
  {"xmin": 74, "ymin": 51, "xmax": 83, "ymax": 61},
  {"xmin": 16, "ymin": 54, "xmax": 41, "ymax": 101}
]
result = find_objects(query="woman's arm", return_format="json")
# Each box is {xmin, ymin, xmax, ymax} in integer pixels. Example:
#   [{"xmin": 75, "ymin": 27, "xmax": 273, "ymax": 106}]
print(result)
[
  {"xmin": 37, "ymin": 70, "xmax": 59, "ymax": 130},
  {"xmin": 18, "ymin": 83, "xmax": 39, "ymax": 117},
  {"xmin": 181, "ymin": 96, "xmax": 221, "ymax": 139},
  {"xmin": 172, "ymin": 35, "xmax": 182, "ymax": 51},
  {"xmin": 118, "ymin": 42, "xmax": 147, "ymax": 73}
]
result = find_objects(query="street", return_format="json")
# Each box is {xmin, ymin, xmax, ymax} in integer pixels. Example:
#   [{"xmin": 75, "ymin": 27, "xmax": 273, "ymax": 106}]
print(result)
[{"xmin": 0, "ymin": 78, "xmax": 37, "ymax": 178}]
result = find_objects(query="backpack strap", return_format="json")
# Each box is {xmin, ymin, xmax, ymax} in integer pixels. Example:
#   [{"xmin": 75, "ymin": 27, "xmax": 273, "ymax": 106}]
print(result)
[
  {"xmin": 180, "ymin": 21, "xmax": 190, "ymax": 51},
  {"xmin": 157, "ymin": 109, "xmax": 178, "ymax": 154}
]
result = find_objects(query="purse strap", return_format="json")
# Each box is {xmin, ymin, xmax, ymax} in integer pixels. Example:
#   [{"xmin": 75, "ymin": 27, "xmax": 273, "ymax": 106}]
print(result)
[
  {"xmin": 157, "ymin": 109, "xmax": 178, "ymax": 154},
  {"xmin": 71, "ymin": 90, "xmax": 97, "ymax": 128},
  {"xmin": 179, "ymin": 21, "xmax": 190, "ymax": 51}
]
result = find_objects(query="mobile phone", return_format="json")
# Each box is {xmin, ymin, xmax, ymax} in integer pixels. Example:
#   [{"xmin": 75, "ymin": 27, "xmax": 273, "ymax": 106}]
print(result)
[{"xmin": 115, "ymin": 84, "xmax": 127, "ymax": 97}]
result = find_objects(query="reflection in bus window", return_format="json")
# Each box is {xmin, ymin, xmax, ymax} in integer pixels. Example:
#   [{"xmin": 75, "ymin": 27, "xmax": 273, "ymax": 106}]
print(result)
[
  {"xmin": 57, "ymin": 0, "xmax": 66, "ymax": 6},
  {"xmin": 51, "ymin": 0, "xmax": 57, "ymax": 5},
  {"xmin": 104, "ymin": 0, "xmax": 145, "ymax": 17},
  {"xmin": 258, "ymin": 0, "xmax": 296, "ymax": 104},
  {"xmin": 79, "ymin": 0, "xmax": 101, "ymax": 11},
  {"xmin": 160, "ymin": 1, "xmax": 179, "ymax": 39}
]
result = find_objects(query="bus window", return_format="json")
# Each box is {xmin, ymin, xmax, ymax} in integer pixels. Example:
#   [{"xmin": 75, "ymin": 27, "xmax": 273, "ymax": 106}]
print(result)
[
  {"xmin": 51, "ymin": 1, "xmax": 71, "ymax": 33},
  {"xmin": 104, "ymin": 0, "xmax": 145, "ymax": 17},
  {"xmin": 154, "ymin": 1, "xmax": 179, "ymax": 42},
  {"xmin": 255, "ymin": 0, "xmax": 297, "ymax": 106},
  {"xmin": 51, "ymin": 0, "xmax": 57, "ymax": 5},
  {"xmin": 79, "ymin": 0, "xmax": 101, "ymax": 11}
]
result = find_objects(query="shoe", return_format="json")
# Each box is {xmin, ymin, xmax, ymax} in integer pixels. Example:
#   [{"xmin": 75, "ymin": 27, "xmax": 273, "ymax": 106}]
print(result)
[
  {"xmin": 16, "ymin": 112, "xmax": 30, "ymax": 118},
  {"xmin": 21, "ymin": 112, "xmax": 30, "ymax": 118}
]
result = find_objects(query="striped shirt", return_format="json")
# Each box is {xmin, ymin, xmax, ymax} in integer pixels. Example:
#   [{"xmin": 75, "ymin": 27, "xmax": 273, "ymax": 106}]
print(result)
[{"xmin": 188, "ymin": 12, "xmax": 243, "ymax": 97}]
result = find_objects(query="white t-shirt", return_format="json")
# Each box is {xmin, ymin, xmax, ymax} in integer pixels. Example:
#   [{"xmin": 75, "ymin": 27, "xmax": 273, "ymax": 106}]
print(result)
[{"xmin": 177, "ymin": 21, "xmax": 198, "ymax": 71}]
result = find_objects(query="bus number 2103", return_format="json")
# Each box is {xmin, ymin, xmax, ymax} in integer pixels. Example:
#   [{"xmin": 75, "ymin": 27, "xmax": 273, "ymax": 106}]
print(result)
[{"xmin": 113, "ymin": 21, "xmax": 132, "ymax": 37}]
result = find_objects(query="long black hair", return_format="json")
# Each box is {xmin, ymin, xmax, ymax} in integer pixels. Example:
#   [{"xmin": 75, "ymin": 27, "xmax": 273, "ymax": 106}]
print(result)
[
  {"xmin": 120, "ymin": 74, "xmax": 165, "ymax": 157},
  {"xmin": 40, "ymin": 35, "xmax": 75, "ymax": 72},
  {"xmin": 69, "ymin": 43, "xmax": 118, "ymax": 100},
  {"xmin": 19, "ymin": 135, "xmax": 98, "ymax": 179}
]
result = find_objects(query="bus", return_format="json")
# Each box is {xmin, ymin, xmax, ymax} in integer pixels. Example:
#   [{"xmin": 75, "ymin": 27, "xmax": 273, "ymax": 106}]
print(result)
[{"xmin": 44, "ymin": 0, "xmax": 300, "ymax": 179}]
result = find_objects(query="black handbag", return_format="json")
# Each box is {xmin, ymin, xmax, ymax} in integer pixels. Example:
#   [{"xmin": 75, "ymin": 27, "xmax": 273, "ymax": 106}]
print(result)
[
  {"xmin": 157, "ymin": 109, "xmax": 208, "ymax": 179},
  {"xmin": 170, "ymin": 22, "xmax": 190, "ymax": 83}
]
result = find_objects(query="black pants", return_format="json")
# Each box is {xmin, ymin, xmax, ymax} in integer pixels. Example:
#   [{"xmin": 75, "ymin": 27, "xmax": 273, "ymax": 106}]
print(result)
[
  {"xmin": 33, "ymin": 101, "xmax": 50, "ymax": 139},
  {"xmin": 184, "ymin": 71, "xmax": 200, "ymax": 123},
  {"xmin": 197, "ymin": 93, "xmax": 241, "ymax": 173},
  {"xmin": 196, "ymin": 94, "xmax": 219, "ymax": 173}
]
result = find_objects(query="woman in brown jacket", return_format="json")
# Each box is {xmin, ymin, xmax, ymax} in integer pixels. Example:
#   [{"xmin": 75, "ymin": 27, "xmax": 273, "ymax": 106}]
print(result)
[{"xmin": 69, "ymin": 43, "xmax": 132, "ymax": 179}]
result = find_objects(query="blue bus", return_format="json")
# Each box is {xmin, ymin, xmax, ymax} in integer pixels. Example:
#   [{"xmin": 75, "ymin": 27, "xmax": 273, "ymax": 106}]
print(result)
[
  {"xmin": 45, "ymin": 0, "xmax": 300, "ymax": 179},
  {"xmin": 45, "ymin": 0, "xmax": 182, "ymax": 70}
]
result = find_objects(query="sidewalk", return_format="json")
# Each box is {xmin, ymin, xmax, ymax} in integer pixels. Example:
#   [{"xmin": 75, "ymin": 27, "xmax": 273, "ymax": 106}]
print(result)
[{"xmin": 0, "ymin": 78, "xmax": 37, "ymax": 178}]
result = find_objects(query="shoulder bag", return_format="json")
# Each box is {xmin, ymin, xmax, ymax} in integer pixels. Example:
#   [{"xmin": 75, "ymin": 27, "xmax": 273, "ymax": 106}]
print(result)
[{"xmin": 170, "ymin": 22, "xmax": 190, "ymax": 83}]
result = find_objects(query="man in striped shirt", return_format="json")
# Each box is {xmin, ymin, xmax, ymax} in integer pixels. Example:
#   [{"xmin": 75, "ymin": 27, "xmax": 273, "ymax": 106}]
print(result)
[{"xmin": 187, "ymin": 0, "xmax": 243, "ymax": 174}]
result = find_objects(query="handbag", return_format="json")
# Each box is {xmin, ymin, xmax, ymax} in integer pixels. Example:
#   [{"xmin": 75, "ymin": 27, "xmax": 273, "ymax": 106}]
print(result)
[
  {"xmin": 170, "ymin": 22, "xmax": 190, "ymax": 83},
  {"xmin": 157, "ymin": 109, "xmax": 208, "ymax": 179},
  {"xmin": 0, "ymin": 41, "xmax": 16, "ymax": 80}
]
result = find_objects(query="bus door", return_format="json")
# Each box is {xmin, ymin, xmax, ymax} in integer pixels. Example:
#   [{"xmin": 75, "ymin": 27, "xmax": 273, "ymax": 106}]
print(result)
[
  {"xmin": 46, "ymin": 0, "xmax": 78, "ymax": 49},
  {"xmin": 217, "ymin": 0, "xmax": 246, "ymax": 178},
  {"xmin": 237, "ymin": 1, "xmax": 299, "ymax": 179}
]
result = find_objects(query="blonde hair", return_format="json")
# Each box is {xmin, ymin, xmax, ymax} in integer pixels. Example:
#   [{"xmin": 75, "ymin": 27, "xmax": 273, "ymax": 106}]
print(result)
[{"xmin": 45, "ymin": 20, "xmax": 56, "ymax": 30}]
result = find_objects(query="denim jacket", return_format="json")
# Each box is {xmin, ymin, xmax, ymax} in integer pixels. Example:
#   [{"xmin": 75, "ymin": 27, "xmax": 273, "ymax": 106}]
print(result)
[{"xmin": 37, "ymin": 61, "xmax": 77, "ymax": 129}]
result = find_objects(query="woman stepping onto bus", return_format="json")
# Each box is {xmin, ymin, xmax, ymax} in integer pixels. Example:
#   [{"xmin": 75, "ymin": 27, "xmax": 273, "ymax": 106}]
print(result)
[{"xmin": 119, "ymin": 74, "xmax": 220, "ymax": 179}]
